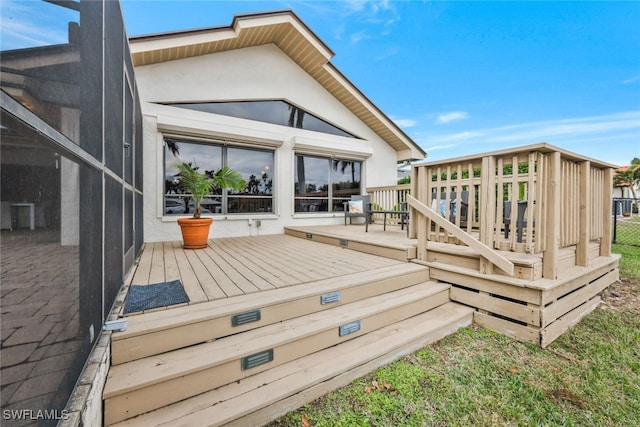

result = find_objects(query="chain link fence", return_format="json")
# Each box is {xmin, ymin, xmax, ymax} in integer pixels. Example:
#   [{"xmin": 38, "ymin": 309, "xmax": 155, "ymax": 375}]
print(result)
[{"xmin": 613, "ymin": 198, "xmax": 640, "ymax": 247}]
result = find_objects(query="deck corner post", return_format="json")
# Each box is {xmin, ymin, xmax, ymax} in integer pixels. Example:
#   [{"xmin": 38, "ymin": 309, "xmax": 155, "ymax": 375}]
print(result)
[
  {"xmin": 479, "ymin": 156, "xmax": 496, "ymax": 248},
  {"xmin": 409, "ymin": 165, "xmax": 419, "ymax": 239},
  {"xmin": 576, "ymin": 160, "xmax": 591, "ymax": 266},
  {"xmin": 600, "ymin": 167, "xmax": 613, "ymax": 257},
  {"xmin": 416, "ymin": 168, "xmax": 429, "ymax": 261},
  {"xmin": 543, "ymin": 151, "xmax": 561, "ymax": 279}
]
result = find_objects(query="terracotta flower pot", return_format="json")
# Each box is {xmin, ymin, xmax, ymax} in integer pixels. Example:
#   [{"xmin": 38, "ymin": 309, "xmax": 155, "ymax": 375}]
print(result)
[{"xmin": 177, "ymin": 217, "xmax": 213, "ymax": 249}]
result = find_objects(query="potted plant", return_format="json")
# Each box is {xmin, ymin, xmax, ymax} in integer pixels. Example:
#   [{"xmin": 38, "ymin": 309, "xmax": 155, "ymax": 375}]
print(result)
[{"xmin": 175, "ymin": 162, "xmax": 246, "ymax": 249}]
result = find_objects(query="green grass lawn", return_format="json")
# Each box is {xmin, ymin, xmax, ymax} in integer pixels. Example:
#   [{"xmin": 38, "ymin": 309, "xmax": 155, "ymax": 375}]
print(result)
[
  {"xmin": 614, "ymin": 216, "xmax": 640, "ymax": 248},
  {"xmin": 271, "ymin": 244, "xmax": 640, "ymax": 427},
  {"xmin": 614, "ymin": 241, "xmax": 640, "ymax": 278}
]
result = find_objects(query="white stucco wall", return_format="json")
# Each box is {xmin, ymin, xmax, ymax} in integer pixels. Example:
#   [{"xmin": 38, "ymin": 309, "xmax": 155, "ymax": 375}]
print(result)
[{"xmin": 136, "ymin": 44, "xmax": 401, "ymax": 241}]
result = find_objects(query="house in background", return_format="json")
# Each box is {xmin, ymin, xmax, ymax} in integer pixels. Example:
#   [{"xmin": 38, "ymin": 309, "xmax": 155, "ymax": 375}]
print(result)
[
  {"xmin": 130, "ymin": 10, "xmax": 425, "ymax": 242},
  {"xmin": 614, "ymin": 166, "xmax": 632, "ymax": 198},
  {"xmin": 613, "ymin": 165, "xmax": 639, "ymax": 216}
]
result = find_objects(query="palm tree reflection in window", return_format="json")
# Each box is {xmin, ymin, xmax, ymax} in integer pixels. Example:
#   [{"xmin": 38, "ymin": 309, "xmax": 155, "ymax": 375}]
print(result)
[{"xmin": 288, "ymin": 105, "xmax": 305, "ymax": 129}]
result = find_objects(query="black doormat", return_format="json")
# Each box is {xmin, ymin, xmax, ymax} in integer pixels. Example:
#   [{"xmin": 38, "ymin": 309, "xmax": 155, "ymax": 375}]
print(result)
[{"xmin": 124, "ymin": 279, "xmax": 190, "ymax": 314}]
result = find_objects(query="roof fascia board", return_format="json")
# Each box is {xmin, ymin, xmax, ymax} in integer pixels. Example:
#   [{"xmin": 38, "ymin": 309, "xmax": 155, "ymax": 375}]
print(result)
[
  {"xmin": 232, "ymin": 12, "xmax": 334, "ymax": 61},
  {"xmin": 129, "ymin": 10, "xmax": 425, "ymax": 161},
  {"xmin": 129, "ymin": 27, "xmax": 235, "ymax": 55}
]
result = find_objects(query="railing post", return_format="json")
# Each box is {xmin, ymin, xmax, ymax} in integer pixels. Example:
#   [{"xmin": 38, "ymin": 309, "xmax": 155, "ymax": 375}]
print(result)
[
  {"xmin": 416, "ymin": 167, "xmax": 428, "ymax": 261},
  {"xmin": 409, "ymin": 166, "xmax": 418, "ymax": 239},
  {"xmin": 600, "ymin": 168, "xmax": 613, "ymax": 257},
  {"xmin": 479, "ymin": 156, "xmax": 496, "ymax": 248},
  {"xmin": 543, "ymin": 151, "xmax": 561, "ymax": 279},
  {"xmin": 576, "ymin": 161, "xmax": 590, "ymax": 266}
]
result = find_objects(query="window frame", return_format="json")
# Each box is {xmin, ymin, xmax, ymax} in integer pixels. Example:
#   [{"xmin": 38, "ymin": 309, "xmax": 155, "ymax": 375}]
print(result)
[
  {"xmin": 294, "ymin": 153, "xmax": 362, "ymax": 214},
  {"xmin": 163, "ymin": 137, "xmax": 275, "ymax": 216}
]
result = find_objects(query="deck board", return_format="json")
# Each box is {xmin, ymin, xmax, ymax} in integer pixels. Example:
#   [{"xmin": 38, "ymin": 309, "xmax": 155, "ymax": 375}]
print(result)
[
  {"xmin": 127, "ymin": 234, "xmax": 403, "ymax": 312},
  {"xmin": 205, "ymin": 241, "xmax": 276, "ymax": 292},
  {"xmin": 171, "ymin": 241, "xmax": 208, "ymax": 304},
  {"xmin": 149, "ymin": 243, "xmax": 166, "ymax": 284},
  {"xmin": 181, "ymin": 248, "xmax": 228, "ymax": 300},
  {"xmin": 228, "ymin": 236, "xmax": 315, "ymax": 283},
  {"xmin": 215, "ymin": 237, "xmax": 301, "ymax": 287}
]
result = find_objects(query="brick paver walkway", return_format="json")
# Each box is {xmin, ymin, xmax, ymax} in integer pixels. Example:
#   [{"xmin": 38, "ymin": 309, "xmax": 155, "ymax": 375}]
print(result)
[{"xmin": 1, "ymin": 230, "xmax": 82, "ymax": 426}]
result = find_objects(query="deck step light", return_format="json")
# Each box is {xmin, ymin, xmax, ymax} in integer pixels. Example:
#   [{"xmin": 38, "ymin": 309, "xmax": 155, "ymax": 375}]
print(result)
[
  {"xmin": 339, "ymin": 320, "xmax": 361, "ymax": 337},
  {"xmin": 321, "ymin": 291, "xmax": 342, "ymax": 305},
  {"xmin": 103, "ymin": 319, "xmax": 127, "ymax": 332},
  {"xmin": 231, "ymin": 309, "xmax": 261, "ymax": 327},
  {"xmin": 339, "ymin": 239, "xmax": 348, "ymax": 246},
  {"xmin": 241, "ymin": 349, "xmax": 274, "ymax": 370}
]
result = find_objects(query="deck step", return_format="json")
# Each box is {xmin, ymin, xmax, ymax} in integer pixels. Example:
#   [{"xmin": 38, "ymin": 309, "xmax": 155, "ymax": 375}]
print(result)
[
  {"xmin": 285, "ymin": 226, "xmax": 416, "ymax": 261},
  {"xmin": 112, "ymin": 302, "xmax": 474, "ymax": 427},
  {"xmin": 104, "ymin": 281, "xmax": 449, "ymax": 425},
  {"xmin": 111, "ymin": 263, "xmax": 429, "ymax": 365}
]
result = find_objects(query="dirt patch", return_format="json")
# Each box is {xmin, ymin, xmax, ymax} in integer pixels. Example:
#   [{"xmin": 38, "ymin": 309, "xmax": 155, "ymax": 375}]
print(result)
[
  {"xmin": 600, "ymin": 276, "xmax": 640, "ymax": 313},
  {"xmin": 550, "ymin": 389, "xmax": 587, "ymax": 409}
]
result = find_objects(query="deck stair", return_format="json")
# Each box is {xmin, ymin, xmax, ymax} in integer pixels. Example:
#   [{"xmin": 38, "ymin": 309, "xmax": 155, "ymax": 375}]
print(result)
[
  {"xmin": 424, "ymin": 251, "xmax": 619, "ymax": 347},
  {"xmin": 103, "ymin": 264, "xmax": 474, "ymax": 426}
]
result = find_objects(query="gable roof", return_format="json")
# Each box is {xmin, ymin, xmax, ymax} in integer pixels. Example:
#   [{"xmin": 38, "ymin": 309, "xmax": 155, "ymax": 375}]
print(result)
[{"xmin": 128, "ymin": 10, "xmax": 426, "ymax": 161}]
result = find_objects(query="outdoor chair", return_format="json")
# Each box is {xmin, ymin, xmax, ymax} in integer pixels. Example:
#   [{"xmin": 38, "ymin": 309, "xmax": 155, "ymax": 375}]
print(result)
[
  {"xmin": 431, "ymin": 191, "xmax": 469, "ymax": 224},
  {"xmin": 503, "ymin": 200, "xmax": 533, "ymax": 243},
  {"xmin": 344, "ymin": 195, "xmax": 372, "ymax": 229}
]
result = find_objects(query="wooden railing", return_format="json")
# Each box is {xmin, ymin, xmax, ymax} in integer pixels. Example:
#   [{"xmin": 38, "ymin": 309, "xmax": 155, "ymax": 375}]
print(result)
[
  {"xmin": 366, "ymin": 184, "xmax": 410, "ymax": 224},
  {"xmin": 408, "ymin": 196, "xmax": 514, "ymax": 275},
  {"xmin": 409, "ymin": 143, "xmax": 614, "ymax": 279}
]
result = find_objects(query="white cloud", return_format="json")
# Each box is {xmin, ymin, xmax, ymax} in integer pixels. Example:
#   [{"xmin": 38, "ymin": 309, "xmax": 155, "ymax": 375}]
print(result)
[
  {"xmin": 393, "ymin": 118, "xmax": 418, "ymax": 128},
  {"xmin": 426, "ymin": 143, "xmax": 457, "ymax": 151},
  {"xmin": 0, "ymin": 0, "xmax": 77, "ymax": 50},
  {"xmin": 423, "ymin": 111, "xmax": 640, "ymax": 165},
  {"xmin": 350, "ymin": 30, "xmax": 368, "ymax": 44},
  {"xmin": 374, "ymin": 46, "xmax": 399, "ymax": 60},
  {"xmin": 436, "ymin": 111, "xmax": 470, "ymax": 124},
  {"xmin": 345, "ymin": 0, "xmax": 369, "ymax": 12},
  {"xmin": 621, "ymin": 75, "xmax": 640, "ymax": 85},
  {"xmin": 338, "ymin": 0, "xmax": 399, "ymax": 43}
]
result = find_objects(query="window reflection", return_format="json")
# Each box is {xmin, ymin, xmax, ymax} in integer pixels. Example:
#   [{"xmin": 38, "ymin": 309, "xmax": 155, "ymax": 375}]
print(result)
[
  {"xmin": 0, "ymin": 1, "xmax": 81, "ymax": 142},
  {"xmin": 227, "ymin": 147, "xmax": 273, "ymax": 213},
  {"xmin": 1, "ymin": 109, "xmax": 83, "ymax": 423},
  {"xmin": 167, "ymin": 100, "xmax": 356, "ymax": 139},
  {"xmin": 295, "ymin": 155, "xmax": 361, "ymax": 213},
  {"xmin": 332, "ymin": 159, "xmax": 361, "ymax": 211},
  {"xmin": 164, "ymin": 139, "xmax": 274, "ymax": 214}
]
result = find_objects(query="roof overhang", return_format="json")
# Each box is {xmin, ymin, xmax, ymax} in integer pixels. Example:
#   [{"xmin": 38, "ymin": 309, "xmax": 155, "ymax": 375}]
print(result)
[{"xmin": 128, "ymin": 10, "xmax": 425, "ymax": 161}]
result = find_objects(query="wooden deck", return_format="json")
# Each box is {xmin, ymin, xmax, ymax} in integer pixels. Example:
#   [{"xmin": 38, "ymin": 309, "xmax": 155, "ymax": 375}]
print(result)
[
  {"xmin": 106, "ymin": 229, "xmax": 475, "ymax": 425},
  {"xmin": 286, "ymin": 224, "xmax": 619, "ymax": 347},
  {"xmin": 105, "ymin": 223, "xmax": 619, "ymax": 425},
  {"xmin": 128, "ymin": 232, "xmax": 403, "ymax": 312},
  {"xmin": 125, "ymin": 224, "xmax": 619, "ymax": 348}
]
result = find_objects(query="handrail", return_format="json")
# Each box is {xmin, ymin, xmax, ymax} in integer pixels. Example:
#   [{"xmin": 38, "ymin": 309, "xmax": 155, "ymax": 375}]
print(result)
[{"xmin": 407, "ymin": 195, "xmax": 515, "ymax": 275}]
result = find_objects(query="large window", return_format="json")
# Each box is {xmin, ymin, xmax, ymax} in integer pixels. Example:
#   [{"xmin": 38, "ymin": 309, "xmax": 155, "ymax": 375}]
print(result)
[
  {"xmin": 165, "ymin": 139, "xmax": 274, "ymax": 215},
  {"xmin": 294, "ymin": 155, "xmax": 361, "ymax": 213},
  {"xmin": 166, "ymin": 100, "xmax": 356, "ymax": 139}
]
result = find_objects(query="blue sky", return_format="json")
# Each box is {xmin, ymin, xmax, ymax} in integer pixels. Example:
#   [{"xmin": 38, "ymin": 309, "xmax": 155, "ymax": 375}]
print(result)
[
  {"xmin": 2, "ymin": 1, "xmax": 638, "ymax": 166},
  {"xmin": 119, "ymin": 1, "xmax": 640, "ymax": 166}
]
